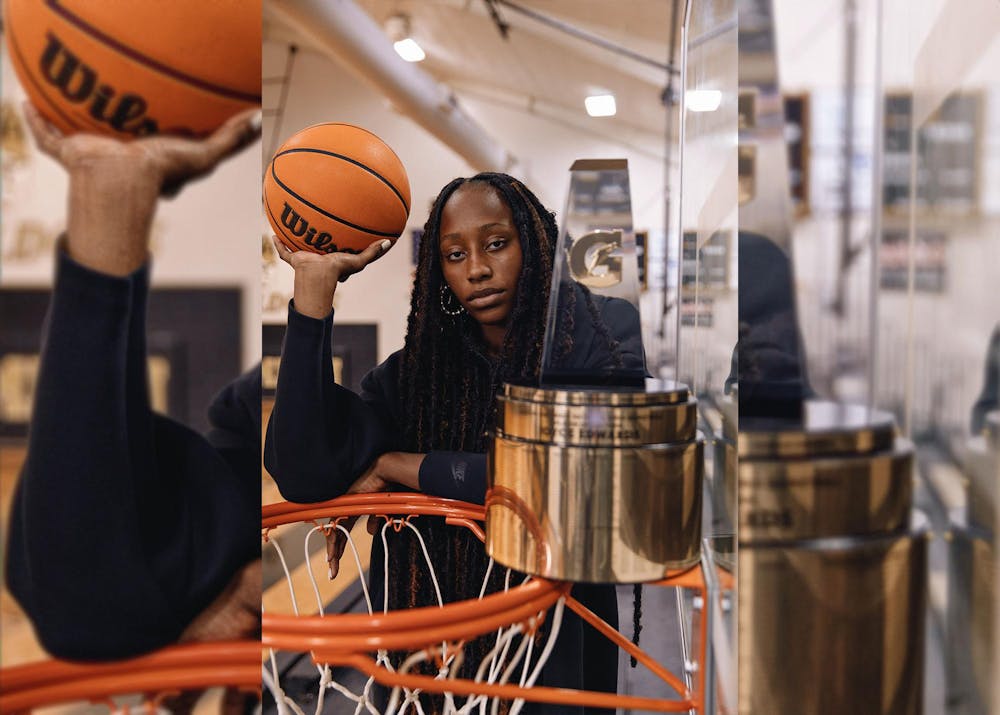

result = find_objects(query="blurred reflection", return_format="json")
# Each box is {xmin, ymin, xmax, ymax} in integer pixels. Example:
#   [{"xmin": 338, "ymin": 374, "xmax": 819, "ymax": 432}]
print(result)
[
  {"xmin": 729, "ymin": 231, "xmax": 812, "ymax": 416},
  {"xmin": 971, "ymin": 324, "xmax": 1000, "ymax": 435}
]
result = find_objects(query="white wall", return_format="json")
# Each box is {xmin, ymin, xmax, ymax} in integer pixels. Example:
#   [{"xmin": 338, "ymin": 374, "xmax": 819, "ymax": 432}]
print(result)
[{"xmin": 0, "ymin": 37, "xmax": 262, "ymax": 372}]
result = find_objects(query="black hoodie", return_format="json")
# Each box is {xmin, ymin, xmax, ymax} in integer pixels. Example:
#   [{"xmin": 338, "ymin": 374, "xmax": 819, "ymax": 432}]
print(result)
[
  {"xmin": 4, "ymin": 251, "xmax": 260, "ymax": 660},
  {"xmin": 264, "ymin": 288, "xmax": 644, "ymax": 714}
]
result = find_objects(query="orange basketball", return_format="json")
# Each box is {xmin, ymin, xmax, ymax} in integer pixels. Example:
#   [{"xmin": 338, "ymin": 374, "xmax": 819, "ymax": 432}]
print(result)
[
  {"xmin": 3, "ymin": 0, "xmax": 260, "ymax": 138},
  {"xmin": 263, "ymin": 123, "xmax": 411, "ymax": 255}
]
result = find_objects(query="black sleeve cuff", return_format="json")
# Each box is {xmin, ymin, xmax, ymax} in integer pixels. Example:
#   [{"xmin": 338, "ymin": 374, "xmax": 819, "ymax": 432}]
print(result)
[
  {"xmin": 55, "ymin": 245, "xmax": 149, "ymax": 304},
  {"xmin": 287, "ymin": 299, "xmax": 333, "ymax": 328},
  {"xmin": 418, "ymin": 451, "xmax": 488, "ymax": 505}
]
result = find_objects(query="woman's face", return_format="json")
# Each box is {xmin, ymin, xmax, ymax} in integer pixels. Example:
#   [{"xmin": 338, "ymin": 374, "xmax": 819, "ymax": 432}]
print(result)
[{"xmin": 438, "ymin": 183, "xmax": 523, "ymax": 329}]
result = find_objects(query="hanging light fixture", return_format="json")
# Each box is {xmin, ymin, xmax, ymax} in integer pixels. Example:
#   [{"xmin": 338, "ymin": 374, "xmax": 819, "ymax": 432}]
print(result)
[
  {"xmin": 385, "ymin": 13, "xmax": 426, "ymax": 62},
  {"xmin": 685, "ymin": 89, "xmax": 722, "ymax": 112},
  {"xmin": 585, "ymin": 94, "xmax": 617, "ymax": 117}
]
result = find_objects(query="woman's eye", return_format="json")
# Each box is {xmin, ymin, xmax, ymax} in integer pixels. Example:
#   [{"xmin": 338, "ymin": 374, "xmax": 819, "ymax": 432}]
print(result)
[
  {"xmin": 486, "ymin": 238, "xmax": 507, "ymax": 251},
  {"xmin": 445, "ymin": 250, "xmax": 465, "ymax": 262}
]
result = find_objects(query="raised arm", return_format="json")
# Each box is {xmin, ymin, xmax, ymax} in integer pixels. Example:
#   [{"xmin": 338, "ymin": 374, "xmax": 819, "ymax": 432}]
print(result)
[
  {"xmin": 263, "ymin": 236, "xmax": 403, "ymax": 502},
  {"xmin": 4, "ymin": 106, "xmax": 261, "ymax": 660}
]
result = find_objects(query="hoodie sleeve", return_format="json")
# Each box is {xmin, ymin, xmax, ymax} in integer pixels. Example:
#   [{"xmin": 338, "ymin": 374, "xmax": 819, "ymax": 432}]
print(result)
[
  {"xmin": 4, "ymin": 250, "xmax": 258, "ymax": 661},
  {"xmin": 263, "ymin": 302, "xmax": 399, "ymax": 503},
  {"xmin": 418, "ymin": 451, "xmax": 488, "ymax": 504}
]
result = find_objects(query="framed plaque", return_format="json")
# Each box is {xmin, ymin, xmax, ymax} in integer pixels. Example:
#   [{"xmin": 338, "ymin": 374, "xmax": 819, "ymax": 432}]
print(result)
[{"xmin": 0, "ymin": 287, "xmax": 240, "ymax": 439}]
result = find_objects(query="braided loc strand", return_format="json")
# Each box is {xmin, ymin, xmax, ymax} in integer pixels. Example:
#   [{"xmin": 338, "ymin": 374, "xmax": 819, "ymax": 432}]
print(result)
[
  {"xmin": 398, "ymin": 172, "xmax": 559, "ymax": 453},
  {"xmin": 390, "ymin": 173, "xmax": 560, "ymax": 708}
]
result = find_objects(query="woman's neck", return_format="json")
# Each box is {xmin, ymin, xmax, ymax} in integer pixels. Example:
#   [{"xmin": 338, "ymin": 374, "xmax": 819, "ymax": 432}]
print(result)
[{"xmin": 480, "ymin": 324, "xmax": 506, "ymax": 357}]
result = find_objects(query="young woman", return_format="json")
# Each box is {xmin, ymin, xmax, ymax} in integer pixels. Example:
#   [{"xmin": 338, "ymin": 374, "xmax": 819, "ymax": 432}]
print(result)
[{"xmin": 266, "ymin": 172, "xmax": 643, "ymax": 714}]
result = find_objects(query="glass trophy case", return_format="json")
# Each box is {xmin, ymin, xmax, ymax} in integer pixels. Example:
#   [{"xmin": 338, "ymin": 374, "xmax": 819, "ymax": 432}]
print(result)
[
  {"xmin": 676, "ymin": 0, "xmax": 739, "ymax": 711},
  {"xmin": 878, "ymin": 2, "xmax": 1000, "ymax": 713},
  {"xmin": 539, "ymin": 159, "xmax": 647, "ymax": 388},
  {"xmin": 736, "ymin": 0, "xmax": 999, "ymax": 713}
]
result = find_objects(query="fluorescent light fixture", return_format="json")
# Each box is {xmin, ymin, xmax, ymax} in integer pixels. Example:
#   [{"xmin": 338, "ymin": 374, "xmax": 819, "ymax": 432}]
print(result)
[
  {"xmin": 386, "ymin": 14, "xmax": 425, "ymax": 62},
  {"xmin": 585, "ymin": 94, "xmax": 617, "ymax": 117},
  {"xmin": 686, "ymin": 89, "xmax": 722, "ymax": 112},
  {"xmin": 393, "ymin": 38, "xmax": 426, "ymax": 62}
]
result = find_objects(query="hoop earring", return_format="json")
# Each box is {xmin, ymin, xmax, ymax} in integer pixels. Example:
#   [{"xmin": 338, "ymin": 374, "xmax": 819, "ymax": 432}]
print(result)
[{"xmin": 439, "ymin": 284, "xmax": 465, "ymax": 316}]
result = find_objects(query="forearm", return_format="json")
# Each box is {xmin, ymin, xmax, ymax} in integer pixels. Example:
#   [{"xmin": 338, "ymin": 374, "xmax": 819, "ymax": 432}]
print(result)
[
  {"xmin": 64, "ymin": 158, "xmax": 160, "ymax": 276},
  {"xmin": 292, "ymin": 267, "xmax": 338, "ymax": 319},
  {"xmin": 265, "ymin": 305, "xmax": 340, "ymax": 500},
  {"xmin": 6, "ymin": 253, "xmax": 173, "ymax": 656},
  {"xmin": 373, "ymin": 452, "xmax": 424, "ymax": 491},
  {"xmin": 265, "ymin": 304, "xmax": 392, "ymax": 501}
]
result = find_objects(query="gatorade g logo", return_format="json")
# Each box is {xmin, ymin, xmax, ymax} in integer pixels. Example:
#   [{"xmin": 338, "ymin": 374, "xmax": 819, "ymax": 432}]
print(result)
[
  {"xmin": 39, "ymin": 32, "xmax": 158, "ymax": 136},
  {"xmin": 280, "ymin": 203, "xmax": 338, "ymax": 253},
  {"xmin": 567, "ymin": 230, "xmax": 623, "ymax": 289}
]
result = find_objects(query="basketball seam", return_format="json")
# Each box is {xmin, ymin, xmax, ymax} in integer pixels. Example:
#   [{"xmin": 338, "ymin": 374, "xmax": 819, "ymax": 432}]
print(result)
[
  {"xmin": 298, "ymin": 123, "xmax": 409, "ymax": 184},
  {"xmin": 46, "ymin": 0, "xmax": 261, "ymax": 104},
  {"xmin": 275, "ymin": 147, "xmax": 410, "ymax": 214},
  {"xmin": 269, "ymin": 160, "xmax": 403, "ymax": 239},
  {"xmin": 6, "ymin": 12, "xmax": 90, "ymax": 133}
]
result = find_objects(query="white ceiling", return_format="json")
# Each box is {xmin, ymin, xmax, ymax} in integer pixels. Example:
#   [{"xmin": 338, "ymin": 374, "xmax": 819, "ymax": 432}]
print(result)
[{"xmin": 264, "ymin": 0, "xmax": 681, "ymax": 139}]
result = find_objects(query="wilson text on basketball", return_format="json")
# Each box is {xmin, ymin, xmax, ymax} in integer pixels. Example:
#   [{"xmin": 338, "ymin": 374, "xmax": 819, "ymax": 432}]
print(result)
[
  {"xmin": 280, "ymin": 203, "xmax": 338, "ymax": 253},
  {"xmin": 39, "ymin": 32, "xmax": 158, "ymax": 135}
]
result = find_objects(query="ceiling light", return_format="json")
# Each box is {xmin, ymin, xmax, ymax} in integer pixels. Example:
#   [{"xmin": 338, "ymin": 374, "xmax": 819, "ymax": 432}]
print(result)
[
  {"xmin": 393, "ymin": 38, "xmax": 426, "ymax": 62},
  {"xmin": 585, "ymin": 94, "xmax": 617, "ymax": 117},
  {"xmin": 686, "ymin": 89, "xmax": 722, "ymax": 112},
  {"xmin": 385, "ymin": 14, "xmax": 426, "ymax": 62}
]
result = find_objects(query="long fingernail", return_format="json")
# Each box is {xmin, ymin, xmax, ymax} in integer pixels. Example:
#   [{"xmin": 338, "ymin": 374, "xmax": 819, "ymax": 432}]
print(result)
[
  {"xmin": 249, "ymin": 110, "xmax": 263, "ymax": 133},
  {"xmin": 379, "ymin": 239, "xmax": 392, "ymax": 254},
  {"xmin": 328, "ymin": 565, "xmax": 334, "ymax": 580}
]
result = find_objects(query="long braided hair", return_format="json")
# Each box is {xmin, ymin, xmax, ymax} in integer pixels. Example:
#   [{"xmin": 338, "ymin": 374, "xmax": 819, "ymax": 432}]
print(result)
[{"xmin": 384, "ymin": 173, "xmax": 631, "ymax": 705}]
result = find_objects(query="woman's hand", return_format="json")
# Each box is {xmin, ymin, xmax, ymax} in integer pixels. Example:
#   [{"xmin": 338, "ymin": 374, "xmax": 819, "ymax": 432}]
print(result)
[
  {"xmin": 271, "ymin": 235, "xmax": 392, "ymax": 319},
  {"xmin": 325, "ymin": 464, "xmax": 388, "ymax": 580},
  {"xmin": 178, "ymin": 559, "xmax": 261, "ymax": 643},
  {"xmin": 324, "ymin": 452, "xmax": 424, "ymax": 579},
  {"xmin": 23, "ymin": 103, "xmax": 261, "ymax": 276}
]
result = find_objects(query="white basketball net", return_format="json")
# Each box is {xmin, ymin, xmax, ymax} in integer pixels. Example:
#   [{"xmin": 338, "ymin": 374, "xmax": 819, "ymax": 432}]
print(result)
[{"xmin": 263, "ymin": 514, "xmax": 566, "ymax": 715}]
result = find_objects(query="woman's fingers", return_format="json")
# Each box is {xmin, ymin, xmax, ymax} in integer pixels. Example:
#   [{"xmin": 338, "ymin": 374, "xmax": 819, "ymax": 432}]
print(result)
[
  {"xmin": 360, "ymin": 239, "xmax": 393, "ymax": 266},
  {"xmin": 325, "ymin": 515, "xmax": 360, "ymax": 580},
  {"xmin": 153, "ymin": 108, "xmax": 261, "ymax": 194},
  {"xmin": 21, "ymin": 103, "xmax": 64, "ymax": 160},
  {"xmin": 273, "ymin": 237, "xmax": 392, "ymax": 288},
  {"xmin": 325, "ymin": 530, "xmax": 345, "ymax": 579},
  {"xmin": 194, "ymin": 108, "xmax": 262, "ymax": 172},
  {"xmin": 271, "ymin": 235, "xmax": 293, "ymax": 265},
  {"xmin": 336, "ymin": 239, "xmax": 393, "ymax": 282}
]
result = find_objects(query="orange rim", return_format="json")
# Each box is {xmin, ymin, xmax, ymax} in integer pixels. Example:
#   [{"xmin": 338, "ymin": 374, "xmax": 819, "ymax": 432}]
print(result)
[
  {"xmin": 340, "ymin": 653, "xmax": 695, "ymax": 712},
  {"xmin": 0, "ymin": 641, "xmax": 260, "ymax": 712},
  {"xmin": 262, "ymin": 493, "xmax": 708, "ymax": 712},
  {"xmin": 262, "ymin": 492, "xmax": 485, "ymax": 531},
  {"xmin": 264, "ymin": 579, "xmax": 569, "ymax": 654}
]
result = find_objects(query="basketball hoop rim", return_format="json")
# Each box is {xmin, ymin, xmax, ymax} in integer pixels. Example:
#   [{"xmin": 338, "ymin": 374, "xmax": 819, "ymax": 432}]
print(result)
[
  {"xmin": 261, "ymin": 492, "xmax": 709, "ymax": 712},
  {"xmin": 262, "ymin": 491, "xmax": 485, "ymax": 530},
  {"xmin": 0, "ymin": 641, "xmax": 261, "ymax": 713},
  {"xmin": 263, "ymin": 492, "xmax": 569, "ymax": 655}
]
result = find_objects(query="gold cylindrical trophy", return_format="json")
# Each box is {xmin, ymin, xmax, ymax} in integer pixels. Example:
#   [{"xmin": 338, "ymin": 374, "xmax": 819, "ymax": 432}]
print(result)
[
  {"xmin": 738, "ymin": 401, "xmax": 926, "ymax": 715},
  {"xmin": 486, "ymin": 380, "xmax": 703, "ymax": 582}
]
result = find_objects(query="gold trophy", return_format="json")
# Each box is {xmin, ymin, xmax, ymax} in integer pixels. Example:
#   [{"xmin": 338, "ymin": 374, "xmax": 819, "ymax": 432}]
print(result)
[
  {"xmin": 735, "ymin": 1, "xmax": 927, "ymax": 710},
  {"xmin": 738, "ymin": 404, "xmax": 926, "ymax": 715},
  {"xmin": 486, "ymin": 160, "xmax": 704, "ymax": 583}
]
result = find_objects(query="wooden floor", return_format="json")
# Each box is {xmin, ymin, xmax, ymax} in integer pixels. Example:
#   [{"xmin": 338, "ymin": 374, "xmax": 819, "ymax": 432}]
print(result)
[{"xmin": 0, "ymin": 443, "xmax": 48, "ymax": 669}]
